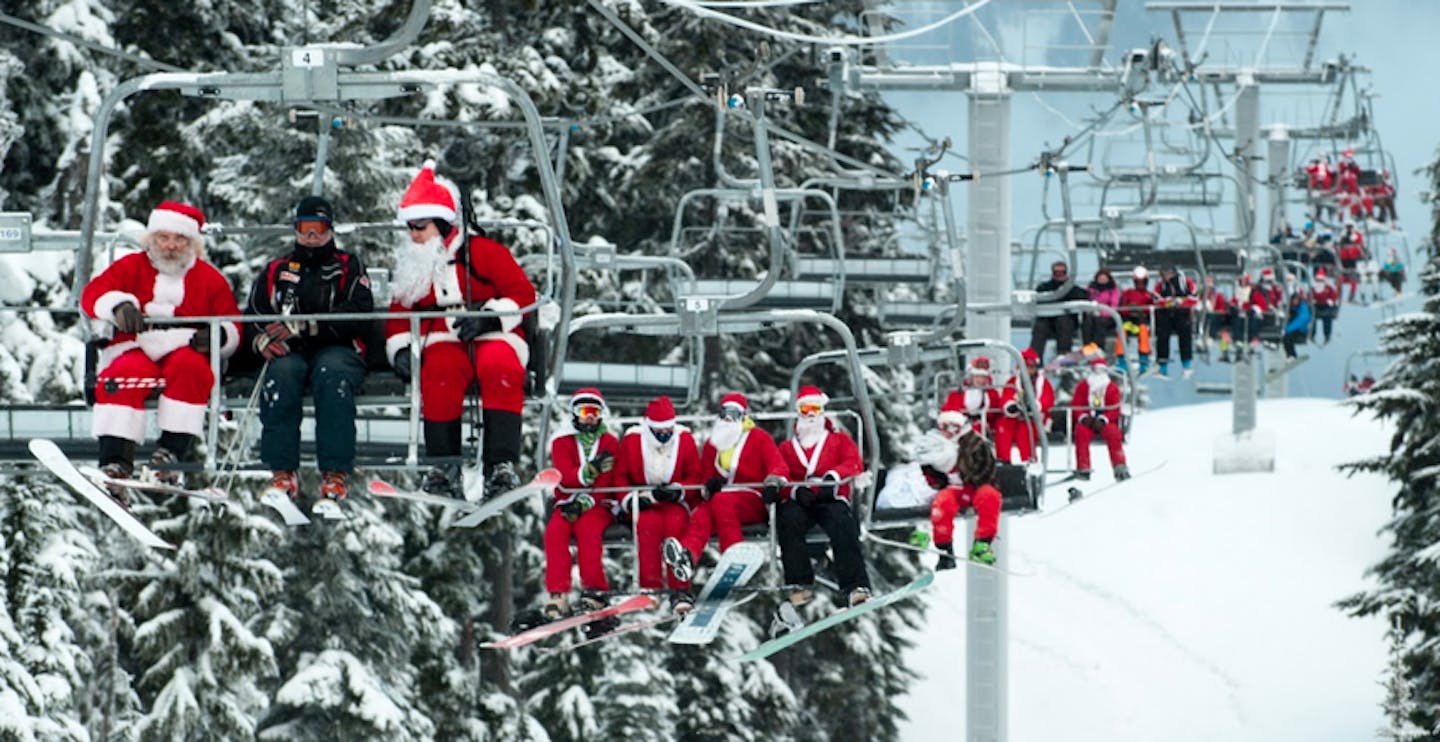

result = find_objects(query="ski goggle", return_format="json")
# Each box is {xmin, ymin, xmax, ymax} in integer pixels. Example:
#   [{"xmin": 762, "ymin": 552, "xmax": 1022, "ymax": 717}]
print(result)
[
  {"xmin": 573, "ymin": 403, "xmax": 602, "ymax": 420},
  {"xmin": 718, "ymin": 404, "xmax": 745, "ymax": 421},
  {"xmin": 294, "ymin": 219, "xmax": 331, "ymax": 239},
  {"xmin": 649, "ymin": 426, "xmax": 675, "ymax": 444},
  {"xmin": 797, "ymin": 402, "xmax": 824, "ymax": 417}
]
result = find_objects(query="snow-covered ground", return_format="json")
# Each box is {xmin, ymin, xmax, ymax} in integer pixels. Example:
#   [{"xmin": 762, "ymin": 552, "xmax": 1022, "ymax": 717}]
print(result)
[{"xmin": 899, "ymin": 398, "xmax": 1392, "ymax": 741}]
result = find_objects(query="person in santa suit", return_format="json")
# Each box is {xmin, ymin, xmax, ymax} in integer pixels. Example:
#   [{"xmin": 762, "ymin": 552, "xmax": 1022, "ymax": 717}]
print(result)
[
  {"xmin": 662, "ymin": 392, "xmax": 786, "ymax": 582},
  {"xmin": 1070, "ymin": 357, "xmax": 1129, "ymax": 481},
  {"xmin": 384, "ymin": 160, "xmax": 537, "ymax": 499},
  {"xmin": 80, "ymin": 201, "xmax": 241, "ymax": 496},
  {"xmin": 773, "ymin": 386, "xmax": 872, "ymax": 608},
  {"xmin": 927, "ymin": 432, "xmax": 1003, "ymax": 569},
  {"xmin": 541, "ymin": 388, "xmax": 622, "ymax": 626},
  {"xmin": 958, "ymin": 357, "xmax": 1002, "ymax": 438},
  {"xmin": 993, "ymin": 347, "xmax": 1054, "ymax": 464},
  {"xmin": 612, "ymin": 395, "xmax": 703, "ymax": 614}
]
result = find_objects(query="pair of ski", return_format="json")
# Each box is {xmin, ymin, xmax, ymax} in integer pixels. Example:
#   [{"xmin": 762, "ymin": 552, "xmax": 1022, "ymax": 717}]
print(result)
[{"xmin": 367, "ymin": 468, "xmax": 561, "ymax": 528}]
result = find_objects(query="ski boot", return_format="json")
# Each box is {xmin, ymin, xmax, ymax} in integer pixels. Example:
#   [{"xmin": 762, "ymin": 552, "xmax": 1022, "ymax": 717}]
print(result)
[
  {"xmin": 907, "ymin": 528, "xmax": 932, "ymax": 549},
  {"xmin": 422, "ymin": 463, "xmax": 462, "ymax": 499},
  {"xmin": 484, "ymin": 461, "xmax": 521, "ymax": 497},
  {"xmin": 1114, "ymin": 464, "xmax": 1131, "ymax": 482},
  {"xmin": 935, "ymin": 542, "xmax": 958, "ymax": 571},
  {"xmin": 848, "ymin": 587, "xmax": 872, "ymax": 607},
  {"xmin": 542, "ymin": 592, "xmax": 570, "ymax": 621},
  {"xmin": 1157, "ymin": 361, "xmax": 1169, "ymax": 377},
  {"xmin": 770, "ymin": 601, "xmax": 805, "ymax": 639},
  {"xmin": 579, "ymin": 589, "xmax": 618, "ymax": 640},
  {"xmin": 146, "ymin": 446, "xmax": 183, "ymax": 486},
  {"xmin": 320, "ymin": 471, "xmax": 347, "ymax": 502},
  {"xmin": 1181, "ymin": 359, "xmax": 1194, "ymax": 379},
  {"xmin": 662, "ymin": 537, "xmax": 694, "ymax": 582},
  {"xmin": 1074, "ymin": 469, "xmax": 1092, "ymax": 482},
  {"xmin": 98, "ymin": 462, "xmax": 133, "ymax": 508},
  {"xmin": 670, "ymin": 589, "xmax": 695, "ymax": 617},
  {"xmin": 265, "ymin": 470, "xmax": 299, "ymax": 502},
  {"xmin": 969, "ymin": 539, "xmax": 996, "ymax": 566}
]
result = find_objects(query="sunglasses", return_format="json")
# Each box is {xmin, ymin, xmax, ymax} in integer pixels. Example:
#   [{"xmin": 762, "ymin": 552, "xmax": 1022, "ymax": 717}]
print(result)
[
  {"xmin": 718, "ymin": 405, "xmax": 745, "ymax": 421},
  {"xmin": 406, "ymin": 220, "xmax": 433, "ymax": 232},
  {"xmin": 798, "ymin": 402, "xmax": 824, "ymax": 417},
  {"xmin": 573, "ymin": 404, "xmax": 602, "ymax": 419},
  {"xmin": 295, "ymin": 219, "xmax": 331, "ymax": 238},
  {"xmin": 650, "ymin": 427, "xmax": 675, "ymax": 443}
]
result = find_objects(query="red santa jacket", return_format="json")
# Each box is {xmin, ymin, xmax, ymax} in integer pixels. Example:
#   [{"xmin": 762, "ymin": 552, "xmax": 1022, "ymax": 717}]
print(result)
[
  {"xmin": 778, "ymin": 423, "xmax": 863, "ymax": 504},
  {"xmin": 700, "ymin": 425, "xmax": 788, "ymax": 501},
  {"xmin": 1312, "ymin": 281, "xmax": 1339, "ymax": 308},
  {"xmin": 549, "ymin": 427, "xmax": 623, "ymax": 506},
  {"xmin": 384, "ymin": 233, "xmax": 537, "ymax": 365},
  {"xmin": 1119, "ymin": 284, "xmax": 1155, "ymax": 321},
  {"xmin": 1235, "ymin": 284, "xmax": 1268, "ymax": 315},
  {"xmin": 998, "ymin": 371, "xmax": 1054, "ymax": 419},
  {"xmin": 80, "ymin": 251, "xmax": 241, "ymax": 369},
  {"xmin": 612, "ymin": 426, "xmax": 704, "ymax": 509},
  {"xmin": 1071, "ymin": 376, "xmax": 1123, "ymax": 427}
]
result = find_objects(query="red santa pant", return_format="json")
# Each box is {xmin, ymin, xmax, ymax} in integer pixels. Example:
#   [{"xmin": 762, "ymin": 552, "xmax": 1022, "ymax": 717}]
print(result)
[
  {"xmin": 1074, "ymin": 421, "xmax": 1127, "ymax": 471},
  {"xmin": 635, "ymin": 501, "xmax": 691, "ymax": 589},
  {"xmin": 419, "ymin": 339, "xmax": 524, "ymax": 420},
  {"xmin": 677, "ymin": 489, "xmax": 768, "ymax": 560},
  {"xmin": 993, "ymin": 417, "xmax": 1039, "ymax": 464},
  {"xmin": 929, "ymin": 484, "xmax": 1001, "ymax": 546},
  {"xmin": 93, "ymin": 347, "xmax": 214, "ymax": 442},
  {"xmin": 543, "ymin": 505, "xmax": 613, "ymax": 594}
]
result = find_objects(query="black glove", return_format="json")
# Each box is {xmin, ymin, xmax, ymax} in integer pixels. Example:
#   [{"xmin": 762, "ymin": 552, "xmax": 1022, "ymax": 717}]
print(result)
[
  {"xmin": 189, "ymin": 325, "xmax": 211, "ymax": 353},
  {"xmin": 113, "ymin": 302, "xmax": 144, "ymax": 334},
  {"xmin": 652, "ymin": 484, "xmax": 681, "ymax": 503},
  {"xmin": 792, "ymin": 486, "xmax": 815, "ymax": 507},
  {"xmin": 1003, "ymin": 400, "xmax": 1021, "ymax": 417},
  {"xmin": 936, "ymin": 541, "xmax": 958, "ymax": 571},
  {"xmin": 456, "ymin": 313, "xmax": 503, "ymax": 342},
  {"xmin": 920, "ymin": 464, "xmax": 948, "ymax": 491},
  {"xmin": 762, "ymin": 474, "xmax": 784, "ymax": 504},
  {"xmin": 392, "ymin": 348, "xmax": 413, "ymax": 382},
  {"xmin": 557, "ymin": 493, "xmax": 595, "ymax": 522},
  {"xmin": 704, "ymin": 476, "xmax": 726, "ymax": 499},
  {"xmin": 590, "ymin": 451, "xmax": 615, "ymax": 473},
  {"xmin": 624, "ymin": 490, "xmax": 655, "ymax": 513},
  {"xmin": 817, "ymin": 471, "xmax": 840, "ymax": 500},
  {"xmin": 253, "ymin": 333, "xmax": 290, "ymax": 361},
  {"xmin": 1088, "ymin": 416, "xmax": 1107, "ymax": 433}
]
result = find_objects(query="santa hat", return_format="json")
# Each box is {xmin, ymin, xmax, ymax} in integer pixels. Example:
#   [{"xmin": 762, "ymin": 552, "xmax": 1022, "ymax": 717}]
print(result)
[
  {"xmin": 968, "ymin": 357, "xmax": 991, "ymax": 374},
  {"xmin": 1088, "ymin": 356, "xmax": 1108, "ymax": 369},
  {"xmin": 796, "ymin": 385, "xmax": 828, "ymax": 408},
  {"xmin": 644, "ymin": 396, "xmax": 677, "ymax": 426},
  {"xmin": 147, "ymin": 201, "xmax": 205, "ymax": 238},
  {"xmin": 719, "ymin": 392, "xmax": 748, "ymax": 412},
  {"xmin": 1022, "ymin": 347, "xmax": 1041, "ymax": 365},
  {"xmin": 1315, "ymin": 268, "xmax": 1327, "ymax": 279},
  {"xmin": 1260, "ymin": 267, "xmax": 1275, "ymax": 280},
  {"xmin": 938, "ymin": 390, "xmax": 966, "ymax": 427},
  {"xmin": 397, "ymin": 159, "xmax": 458, "ymax": 224},
  {"xmin": 570, "ymin": 387, "xmax": 604, "ymax": 411}
]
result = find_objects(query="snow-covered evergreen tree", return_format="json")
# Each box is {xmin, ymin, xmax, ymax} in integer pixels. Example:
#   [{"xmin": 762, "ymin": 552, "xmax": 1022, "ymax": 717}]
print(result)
[
  {"xmin": 1339, "ymin": 148, "xmax": 1440, "ymax": 736},
  {"xmin": 0, "ymin": 528, "xmax": 49, "ymax": 740}
]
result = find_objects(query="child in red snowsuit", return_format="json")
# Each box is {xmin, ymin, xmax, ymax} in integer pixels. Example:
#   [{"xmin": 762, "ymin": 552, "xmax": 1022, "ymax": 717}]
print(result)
[
  {"xmin": 542, "ymin": 388, "xmax": 622, "ymax": 619},
  {"xmin": 929, "ymin": 431, "xmax": 1003, "ymax": 567}
]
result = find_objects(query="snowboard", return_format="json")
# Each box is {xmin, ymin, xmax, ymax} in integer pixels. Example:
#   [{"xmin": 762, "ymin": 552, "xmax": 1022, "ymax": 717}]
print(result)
[
  {"xmin": 482, "ymin": 594, "xmax": 658, "ymax": 650},
  {"xmin": 1037, "ymin": 460, "xmax": 1168, "ymax": 520},
  {"xmin": 78, "ymin": 464, "xmax": 227, "ymax": 503},
  {"xmin": 864, "ymin": 531, "xmax": 1032, "ymax": 577},
  {"xmin": 1264, "ymin": 354, "xmax": 1310, "ymax": 381},
  {"xmin": 450, "ymin": 468, "xmax": 562, "ymax": 528},
  {"xmin": 669, "ymin": 542, "xmax": 767, "ymax": 646},
  {"xmin": 29, "ymin": 439, "xmax": 174, "ymax": 550},
  {"xmin": 735, "ymin": 570, "xmax": 935, "ymax": 663}
]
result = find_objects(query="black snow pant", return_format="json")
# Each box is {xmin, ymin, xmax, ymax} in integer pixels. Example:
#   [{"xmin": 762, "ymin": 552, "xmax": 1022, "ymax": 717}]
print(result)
[
  {"xmin": 1029, "ymin": 313, "xmax": 1077, "ymax": 360},
  {"xmin": 1283, "ymin": 330, "xmax": 1307, "ymax": 359},
  {"xmin": 1310, "ymin": 306, "xmax": 1337, "ymax": 343},
  {"xmin": 1082, "ymin": 314, "xmax": 1117, "ymax": 349},
  {"xmin": 259, "ymin": 345, "xmax": 366, "ymax": 473},
  {"xmin": 776, "ymin": 499, "xmax": 871, "ymax": 593},
  {"xmin": 1153, "ymin": 310, "xmax": 1193, "ymax": 364}
]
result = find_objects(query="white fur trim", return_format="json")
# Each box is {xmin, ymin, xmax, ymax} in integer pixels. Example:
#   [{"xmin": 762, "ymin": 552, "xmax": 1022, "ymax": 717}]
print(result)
[
  {"xmin": 796, "ymin": 390, "xmax": 829, "ymax": 406},
  {"xmin": 484, "ymin": 297, "xmax": 523, "ymax": 332},
  {"xmin": 147, "ymin": 209, "xmax": 200, "ymax": 238},
  {"xmin": 219, "ymin": 321, "xmax": 240, "ymax": 359},
  {"xmin": 157, "ymin": 396, "xmax": 206, "ymax": 436},
  {"xmin": 143, "ymin": 271, "xmax": 186, "ymax": 318},
  {"xmin": 92, "ymin": 403, "xmax": 147, "ymax": 442},
  {"xmin": 97, "ymin": 340, "xmax": 138, "ymax": 370},
  {"xmin": 137, "ymin": 328, "xmax": 195, "ymax": 361},
  {"xmin": 385, "ymin": 333, "xmax": 413, "ymax": 364},
  {"xmin": 397, "ymin": 203, "xmax": 457, "ymax": 224},
  {"xmin": 937, "ymin": 410, "xmax": 966, "ymax": 427},
  {"xmin": 93, "ymin": 291, "xmax": 140, "ymax": 325}
]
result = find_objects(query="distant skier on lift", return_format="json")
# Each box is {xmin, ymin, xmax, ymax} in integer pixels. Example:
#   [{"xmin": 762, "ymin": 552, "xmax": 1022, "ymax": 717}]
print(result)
[
  {"xmin": 994, "ymin": 347, "xmax": 1054, "ymax": 465},
  {"xmin": 1071, "ymin": 357, "xmax": 1129, "ymax": 482},
  {"xmin": 928, "ymin": 432, "xmax": 1003, "ymax": 568}
]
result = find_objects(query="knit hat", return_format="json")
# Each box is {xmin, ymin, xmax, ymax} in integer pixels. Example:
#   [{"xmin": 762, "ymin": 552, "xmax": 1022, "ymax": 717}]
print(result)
[
  {"xmin": 938, "ymin": 390, "xmax": 966, "ymax": 427},
  {"xmin": 644, "ymin": 396, "xmax": 677, "ymax": 426},
  {"xmin": 397, "ymin": 159, "xmax": 458, "ymax": 224},
  {"xmin": 294, "ymin": 195, "xmax": 334, "ymax": 224},
  {"xmin": 719, "ymin": 392, "xmax": 748, "ymax": 412},
  {"xmin": 795, "ymin": 385, "xmax": 828, "ymax": 408},
  {"xmin": 570, "ymin": 387, "xmax": 604, "ymax": 411},
  {"xmin": 147, "ymin": 201, "xmax": 205, "ymax": 238}
]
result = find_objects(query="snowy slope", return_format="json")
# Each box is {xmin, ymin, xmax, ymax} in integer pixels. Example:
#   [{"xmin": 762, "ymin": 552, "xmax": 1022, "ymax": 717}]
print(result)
[{"xmin": 898, "ymin": 398, "xmax": 1392, "ymax": 741}]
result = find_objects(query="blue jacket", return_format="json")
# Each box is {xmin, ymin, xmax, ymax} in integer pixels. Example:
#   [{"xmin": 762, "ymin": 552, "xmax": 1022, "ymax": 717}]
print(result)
[{"xmin": 1284, "ymin": 300, "xmax": 1311, "ymax": 334}]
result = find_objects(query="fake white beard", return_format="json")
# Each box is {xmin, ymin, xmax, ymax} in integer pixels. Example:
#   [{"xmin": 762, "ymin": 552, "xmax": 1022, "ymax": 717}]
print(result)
[
  {"xmin": 147, "ymin": 245, "xmax": 195, "ymax": 276},
  {"xmin": 795, "ymin": 416, "xmax": 826, "ymax": 449},
  {"xmin": 709, "ymin": 419, "xmax": 742, "ymax": 451},
  {"xmin": 390, "ymin": 235, "xmax": 450, "ymax": 307},
  {"xmin": 1087, "ymin": 372, "xmax": 1110, "ymax": 402},
  {"xmin": 963, "ymin": 388, "xmax": 985, "ymax": 412},
  {"xmin": 915, "ymin": 428, "xmax": 958, "ymax": 471}
]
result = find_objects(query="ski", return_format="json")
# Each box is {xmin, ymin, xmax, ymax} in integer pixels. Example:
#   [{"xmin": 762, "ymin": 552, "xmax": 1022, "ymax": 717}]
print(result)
[
  {"xmin": 669, "ymin": 542, "xmax": 767, "ymax": 646},
  {"xmin": 735, "ymin": 570, "xmax": 935, "ymax": 663},
  {"xmin": 259, "ymin": 488, "xmax": 311, "ymax": 526},
  {"xmin": 546, "ymin": 592, "xmax": 761, "ymax": 653},
  {"xmin": 450, "ymin": 468, "xmax": 562, "ymax": 528},
  {"xmin": 78, "ymin": 465, "xmax": 226, "ymax": 503},
  {"xmin": 1038, "ymin": 460, "xmax": 1168, "ymax": 520},
  {"xmin": 864, "ymin": 531, "xmax": 1032, "ymax": 577},
  {"xmin": 482, "ymin": 594, "xmax": 658, "ymax": 650},
  {"xmin": 311, "ymin": 498, "xmax": 347, "ymax": 521},
  {"xmin": 367, "ymin": 478, "xmax": 472, "ymax": 508},
  {"xmin": 29, "ymin": 439, "xmax": 175, "ymax": 550}
]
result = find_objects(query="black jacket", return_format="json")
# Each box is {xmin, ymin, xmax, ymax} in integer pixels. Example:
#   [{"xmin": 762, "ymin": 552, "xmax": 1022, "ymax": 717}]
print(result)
[{"xmin": 244, "ymin": 240, "xmax": 375, "ymax": 353}]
